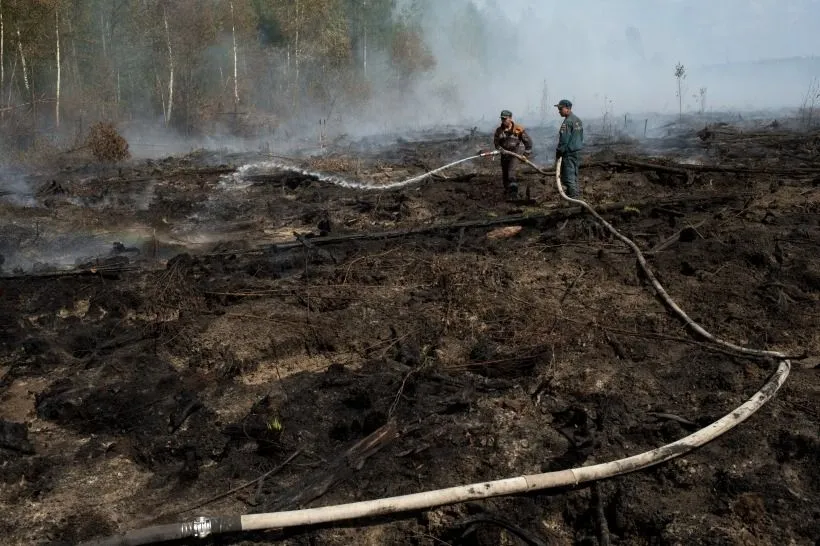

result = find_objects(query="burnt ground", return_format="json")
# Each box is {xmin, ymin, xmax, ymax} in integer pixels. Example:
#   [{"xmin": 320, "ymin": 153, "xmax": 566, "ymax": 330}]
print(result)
[{"xmin": 0, "ymin": 119, "xmax": 819, "ymax": 546}]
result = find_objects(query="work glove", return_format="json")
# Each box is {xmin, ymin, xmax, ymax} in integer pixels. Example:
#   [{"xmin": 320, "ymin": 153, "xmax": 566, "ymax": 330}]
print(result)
[{"xmin": 522, "ymin": 150, "xmax": 532, "ymax": 159}]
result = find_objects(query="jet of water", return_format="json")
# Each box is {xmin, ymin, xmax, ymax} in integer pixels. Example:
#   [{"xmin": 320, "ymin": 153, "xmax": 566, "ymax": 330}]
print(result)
[{"xmin": 228, "ymin": 150, "xmax": 499, "ymax": 191}]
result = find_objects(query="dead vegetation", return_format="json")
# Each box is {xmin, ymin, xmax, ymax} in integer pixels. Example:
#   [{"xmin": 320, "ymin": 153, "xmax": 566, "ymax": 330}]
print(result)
[
  {"xmin": 0, "ymin": 119, "xmax": 818, "ymax": 546},
  {"xmin": 85, "ymin": 122, "xmax": 131, "ymax": 162},
  {"xmin": 307, "ymin": 155, "xmax": 363, "ymax": 173}
]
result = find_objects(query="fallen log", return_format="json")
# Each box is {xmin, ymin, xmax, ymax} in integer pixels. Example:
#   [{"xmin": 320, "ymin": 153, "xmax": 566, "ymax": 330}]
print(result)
[
  {"xmin": 598, "ymin": 159, "xmax": 690, "ymax": 175},
  {"xmin": 0, "ymin": 264, "xmax": 145, "ymax": 280},
  {"xmin": 260, "ymin": 193, "xmax": 749, "ymax": 253},
  {"xmin": 595, "ymin": 158, "xmax": 820, "ymax": 176}
]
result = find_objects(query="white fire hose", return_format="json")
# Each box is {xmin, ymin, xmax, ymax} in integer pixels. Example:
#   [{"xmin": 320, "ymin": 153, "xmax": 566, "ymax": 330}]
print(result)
[{"xmin": 82, "ymin": 153, "xmax": 792, "ymax": 546}]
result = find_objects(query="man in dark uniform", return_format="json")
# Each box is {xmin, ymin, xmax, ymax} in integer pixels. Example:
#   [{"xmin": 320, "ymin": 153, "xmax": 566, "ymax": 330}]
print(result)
[
  {"xmin": 554, "ymin": 99, "xmax": 584, "ymax": 198},
  {"xmin": 493, "ymin": 109, "xmax": 533, "ymax": 198}
]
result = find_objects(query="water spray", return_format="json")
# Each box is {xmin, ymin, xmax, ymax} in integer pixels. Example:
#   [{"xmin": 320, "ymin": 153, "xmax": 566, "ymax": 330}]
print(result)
[
  {"xmin": 229, "ymin": 150, "xmax": 500, "ymax": 191},
  {"xmin": 82, "ymin": 150, "xmax": 793, "ymax": 546}
]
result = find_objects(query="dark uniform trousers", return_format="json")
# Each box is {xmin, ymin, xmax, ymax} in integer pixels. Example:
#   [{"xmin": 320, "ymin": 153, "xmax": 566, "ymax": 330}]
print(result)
[
  {"xmin": 501, "ymin": 155, "xmax": 518, "ymax": 191},
  {"xmin": 560, "ymin": 154, "xmax": 580, "ymax": 198}
]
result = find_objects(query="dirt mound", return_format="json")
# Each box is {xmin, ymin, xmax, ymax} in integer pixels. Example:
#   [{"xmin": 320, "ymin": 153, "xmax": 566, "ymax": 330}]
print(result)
[{"xmin": 86, "ymin": 122, "xmax": 130, "ymax": 162}]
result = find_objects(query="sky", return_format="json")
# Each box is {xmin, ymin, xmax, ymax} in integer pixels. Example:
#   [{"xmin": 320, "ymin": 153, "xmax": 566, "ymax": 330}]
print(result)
[
  {"xmin": 488, "ymin": 0, "xmax": 820, "ymax": 64},
  {"xmin": 403, "ymin": 0, "xmax": 820, "ymax": 123}
]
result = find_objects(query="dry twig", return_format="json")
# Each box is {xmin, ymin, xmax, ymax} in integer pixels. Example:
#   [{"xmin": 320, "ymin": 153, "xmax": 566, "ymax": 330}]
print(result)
[{"xmin": 166, "ymin": 449, "xmax": 302, "ymax": 516}]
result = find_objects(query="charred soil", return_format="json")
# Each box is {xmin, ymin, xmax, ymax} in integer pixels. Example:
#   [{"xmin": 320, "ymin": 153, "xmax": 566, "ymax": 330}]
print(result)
[{"xmin": 1, "ymin": 121, "xmax": 819, "ymax": 545}]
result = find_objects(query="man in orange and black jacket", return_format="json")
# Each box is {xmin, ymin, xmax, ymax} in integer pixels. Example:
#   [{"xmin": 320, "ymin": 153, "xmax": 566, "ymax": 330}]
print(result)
[{"xmin": 493, "ymin": 109, "xmax": 533, "ymax": 198}]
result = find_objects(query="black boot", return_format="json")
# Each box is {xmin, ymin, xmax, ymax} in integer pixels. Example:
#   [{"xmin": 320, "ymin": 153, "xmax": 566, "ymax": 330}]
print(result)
[{"xmin": 507, "ymin": 182, "xmax": 519, "ymax": 199}]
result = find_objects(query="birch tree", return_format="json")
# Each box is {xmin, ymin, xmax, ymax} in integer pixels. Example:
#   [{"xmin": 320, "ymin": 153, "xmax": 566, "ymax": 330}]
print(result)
[
  {"xmin": 344, "ymin": 0, "xmax": 393, "ymax": 76},
  {"xmin": 674, "ymin": 62, "xmax": 685, "ymax": 121},
  {"xmin": 270, "ymin": 0, "xmax": 354, "ymax": 111},
  {"xmin": 0, "ymin": 0, "xmax": 445, "ymax": 147},
  {"xmin": 361, "ymin": 1, "xmax": 367, "ymax": 75},
  {"xmin": 62, "ymin": 6, "xmax": 79, "ymax": 92},
  {"xmin": 163, "ymin": 7, "xmax": 173, "ymax": 126},
  {"xmin": 292, "ymin": 0, "xmax": 301, "ymax": 104},
  {"xmin": 230, "ymin": 1, "xmax": 239, "ymax": 108},
  {"xmin": 55, "ymin": 6, "xmax": 60, "ymax": 127},
  {"xmin": 15, "ymin": 25, "xmax": 28, "ymax": 102},
  {"xmin": 1, "ymin": 0, "xmax": 4, "ymax": 96},
  {"xmin": 100, "ymin": 11, "xmax": 106, "ymax": 58}
]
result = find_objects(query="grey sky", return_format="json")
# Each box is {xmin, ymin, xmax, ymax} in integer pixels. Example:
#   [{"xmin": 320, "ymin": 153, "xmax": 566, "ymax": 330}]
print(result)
[
  {"xmin": 572, "ymin": 0, "xmax": 819, "ymax": 64},
  {"xmin": 414, "ymin": 0, "xmax": 820, "ymax": 120}
]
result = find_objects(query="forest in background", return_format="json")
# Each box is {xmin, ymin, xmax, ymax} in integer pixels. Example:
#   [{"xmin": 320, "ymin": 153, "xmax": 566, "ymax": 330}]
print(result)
[
  {"xmin": 0, "ymin": 0, "xmax": 476, "ymax": 153},
  {"xmin": 3, "ymin": 0, "xmax": 817, "ymax": 161}
]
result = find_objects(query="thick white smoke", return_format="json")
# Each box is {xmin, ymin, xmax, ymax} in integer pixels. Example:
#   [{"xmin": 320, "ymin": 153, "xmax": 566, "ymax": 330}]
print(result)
[{"xmin": 399, "ymin": 0, "xmax": 820, "ymax": 126}]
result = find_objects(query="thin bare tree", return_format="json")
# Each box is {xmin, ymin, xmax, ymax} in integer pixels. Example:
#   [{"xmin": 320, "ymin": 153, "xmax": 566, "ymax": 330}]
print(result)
[
  {"xmin": 100, "ymin": 11, "xmax": 106, "ymax": 57},
  {"xmin": 163, "ymin": 7, "xmax": 174, "ymax": 126},
  {"xmin": 362, "ymin": 0, "xmax": 368, "ymax": 76},
  {"xmin": 55, "ymin": 6, "xmax": 60, "ymax": 127},
  {"xmin": 1, "ymin": 0, "xmax": 4, "ymax": 97},
  {"xmin": 16, "ymin": 26, "xmax": 28, "ymax": 97},
  {"xmin": 230, "ymin": 1, "xmax": 239, "ymax": 109},
  {"xmin": 293, "ymin": 0, "xmax": 301, "ymax": 109},
  {"xmin": 674, "ymin": 62, "xmax": 685, "ymax": 121},
  {"xmin": 540, "ymin": 79, "xmax": 549, "ymax": 125}
]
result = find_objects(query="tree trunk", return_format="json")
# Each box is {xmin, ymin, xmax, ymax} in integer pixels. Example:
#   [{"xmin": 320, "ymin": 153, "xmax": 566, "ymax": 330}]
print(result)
[
  {"xmin": 16, "ymin": 27, "xmax": 28, "ymax": 93},
  {"xmin": 1, "ymin": 0, "xmax": 4, "ymax": 120},
  {"xmin": 293, "ymin": 0, "xmax": 300, "ymax": 111},
  {"xmin": 1, "ymin": 0, "xmax": 4, "ymax": 98},
  {"xmin": 677, "ymin": 78, "xmax": 682, "ymax": 121},
  {"xmin": 66, "ymin": 13, "xmax": 79, "ymax": 89},
  {"xmin": 230, "ymin": 1, "xmax": 239, "ymax": 110},
  {"xmin": 156, "ymin": 70, "xmax": 166, "ymax": 123},
  {"xmin": 163, "ymin": 9, "xmax": 174, "ymax": 127},
  {"xmin": 56, "ymin": 7, "xmax": 61, "ymax": 128},
  {"xmin": 100, "ymin": 12, "xmax": 106, "ymax": 59},
  {"xmin": 6, "ymin": 51, "xmax": 15, "ymax": 108}
]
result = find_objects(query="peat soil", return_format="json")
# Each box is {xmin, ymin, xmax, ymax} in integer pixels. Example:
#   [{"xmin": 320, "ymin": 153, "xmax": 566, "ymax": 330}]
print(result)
[{"xmin": 0, "ymin": 119, "xmax": 819, "ymax": 545}]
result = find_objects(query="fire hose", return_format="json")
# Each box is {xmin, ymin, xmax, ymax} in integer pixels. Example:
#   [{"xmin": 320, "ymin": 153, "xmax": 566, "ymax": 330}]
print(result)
[{"xmin": 82, "ymin": 151, "xmax": 792, "ymax": 546}]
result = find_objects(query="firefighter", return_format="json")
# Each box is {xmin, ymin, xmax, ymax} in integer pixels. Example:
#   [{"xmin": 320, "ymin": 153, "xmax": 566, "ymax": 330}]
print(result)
[
  {"xmin": 493, "ymin": 109, "xmax": 533, "ymax": 198},
  {"xmin": 554, "ymin": 99, "xmax": 584, "ymax": 198}
]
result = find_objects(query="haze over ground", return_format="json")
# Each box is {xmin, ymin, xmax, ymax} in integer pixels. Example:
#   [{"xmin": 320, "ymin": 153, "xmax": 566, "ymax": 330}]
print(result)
[
  {"xmin": 404, "ymin": 0, "xmax": 820, "ymax": 124},
  {"xmin": 0, "ymin": 0, "xmax": 818, "ymax": 157}
]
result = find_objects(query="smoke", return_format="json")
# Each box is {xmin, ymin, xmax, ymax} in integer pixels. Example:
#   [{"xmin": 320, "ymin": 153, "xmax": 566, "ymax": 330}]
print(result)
[
  {"xmin": 0, "ymin": 169, "xmax": 38, "ymax": 208},
  {"xmin": 384, "ymin": 0, "xmax": 820, "ymax": 128},
  {"xmin": 3, "ymin": 1, "xmax": 818, "ymax": 159}
]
